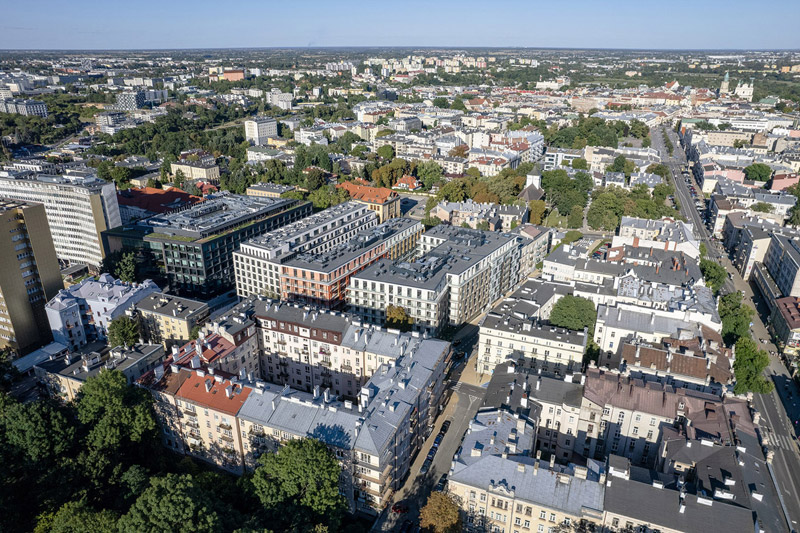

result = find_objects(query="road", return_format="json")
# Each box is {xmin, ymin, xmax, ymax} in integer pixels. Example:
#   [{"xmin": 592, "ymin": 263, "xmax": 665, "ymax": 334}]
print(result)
[{"xmin": 654, "ymin": 127, "xmax": 800, "ymax": 531}]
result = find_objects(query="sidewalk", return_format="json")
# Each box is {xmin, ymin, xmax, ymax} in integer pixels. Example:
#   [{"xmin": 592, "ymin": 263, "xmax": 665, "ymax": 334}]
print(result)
[{"xmin": 459, "ymin": 350, "xmax": 491, "ymax": 387}]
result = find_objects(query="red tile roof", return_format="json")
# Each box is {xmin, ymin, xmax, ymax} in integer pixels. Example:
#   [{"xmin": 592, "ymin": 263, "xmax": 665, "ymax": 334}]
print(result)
[
  {"xmin": 337, "ymin": 181, "xmax": 397, "ymax": 204},
  {"xmin": 176, "ymin": 370, "xmax": 250, "ymax": 415},
  {"xmin": 117, "ymin": 187, "xmax": 204, "ymax": 214}
]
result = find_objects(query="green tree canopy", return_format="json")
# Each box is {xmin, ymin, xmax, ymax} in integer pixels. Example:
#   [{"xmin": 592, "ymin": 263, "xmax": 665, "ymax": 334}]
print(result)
[
  {"xmin": 42, "ymin": 500, "xmax": 118, "ymax": 533},
  {"xmin": 251, "ymin": 438, "xmax": 347, "ymax": 532},
  {"xmin": 719, "ymin": 292, "xmax": 755, "ymax": 346},
  {"xmin": 743, "ymin": 163, "xmax": 772, "ymax": 182},
  {"xmin": 3, "ymin": 398, "xmax": 76, "ymax": 464},
  {"xmin": 376, "ymin": 144, "xmax": 395, "ymax": 160},
  {"xmin": 700, "ymin": 258, "xmax": 727, "ymax": 293},
  {"xmin": 528, "ymin": 200, "xmax": 547, "ymax": 224},
  {"xmin": 733, "ymin": 337, "xmax": 774, "ymax": 395},
  {"xmin": 117, "ymin": 474, "xmax": 223, "ymax": 533},
  {"xmin": 571, "ymin": 158, "xmax": 589, "ymax": 170},
  {"xmin": 549, "ymin": 295, "xmax": 596, "ymax": 333},
  {"xmin": 107, "ymin": 316, "xmax": 140, "ymax": 349},
  {"xmin": 386, "ymin": 305, "xmax": 413, "ymax": 332}
]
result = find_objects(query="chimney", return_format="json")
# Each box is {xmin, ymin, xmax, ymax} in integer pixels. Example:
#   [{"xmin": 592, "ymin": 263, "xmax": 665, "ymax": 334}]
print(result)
[
  {"xmin": 323, "ymin": 388, "xmax": 331, "ymax": 403},
  {"xmin": 549, "ymin": 455, "xmax": 555, "ymax": 470},
  {"xmin": 205, "ymin": 380, "xmax": 212, "ymax": 392},
  {"xmin": 171, "ymin": 345, "xmax": 179, "ymax": 356},
  {"xmin": 536, "ymin": 377, "xmax": 541, "ymax": 391},
  {"xmin": 533, "ymin": 460, "xmax": 539, "ymax": 475},
  {"xmin": 225, "ymin": 385, "xmax": 233, "ymax": 398},
  {"xmin": 314, "ymin": 385, "xmax": 320, "ymax": 398}
]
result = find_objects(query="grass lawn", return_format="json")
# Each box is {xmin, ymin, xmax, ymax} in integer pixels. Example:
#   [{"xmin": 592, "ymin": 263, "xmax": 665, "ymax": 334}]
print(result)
[{"xmin": 544, "ymin": 210, "xmax": 568, "ymax": 228}]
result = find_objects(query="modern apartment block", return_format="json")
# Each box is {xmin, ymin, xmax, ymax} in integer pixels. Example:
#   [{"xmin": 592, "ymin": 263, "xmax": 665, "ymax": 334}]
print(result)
[
  {"xmin": 348, "ymin": 225, "xmax": 523, "ymax": 333},
  {"xmin": 45, "ymin": 274, "xmax": 160, "ymax": 351},
  {"xmin": 105, "ymin": 194, "xmax": 312, "ymax": 297},
  {"xmin": 139, "ymin": 322, "xmax": 450, "ymax": 513},
  {"xmin": 0, "ymin": 98, "xmax": 48, "ymax": 117},
  {"xmin": 0, "ymin": 171, "xmax": 121, "ymax": 268},
  {"xmin": 233, "ymin": 201, "xmax": 378, "ymax": 300},
  {"xmin": 131, "ymin": 292, "xmax": 210, "ymax": 348},
  {"xmin": 244, "ymin": 116, "xmax": 278, "ymax": 146},
  {"xmin": 0, "ymin": 199, "xmax": 63, "ymax": 354}
]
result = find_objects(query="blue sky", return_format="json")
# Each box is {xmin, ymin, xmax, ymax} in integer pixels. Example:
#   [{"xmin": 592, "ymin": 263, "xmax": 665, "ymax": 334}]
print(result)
[{"xmin": 1, "ymin": 0, "xmax": 798, "ymax": 50}]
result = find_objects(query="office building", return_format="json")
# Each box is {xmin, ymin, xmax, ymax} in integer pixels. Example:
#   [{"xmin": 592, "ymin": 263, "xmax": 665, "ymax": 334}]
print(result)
[
  {"xmin": 0, "ymin": 171, "xmax": 121, "ymax": 268},
  {"xmin": 244, "ymin": 116, "xmax": 278, "ymax": 146},
  {"xmin": 0, "ymin": 199, "xmax": 63, "ymax": 354},
  {"xmin": 105, "ymin": 194, "xmax": 311, "ymax": 297}
]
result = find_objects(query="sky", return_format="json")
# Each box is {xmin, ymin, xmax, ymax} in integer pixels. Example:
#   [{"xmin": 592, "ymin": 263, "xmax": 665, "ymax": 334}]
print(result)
[{"xmin": 1, "ymin": 0, "xmax": 799, "ymax": 50}]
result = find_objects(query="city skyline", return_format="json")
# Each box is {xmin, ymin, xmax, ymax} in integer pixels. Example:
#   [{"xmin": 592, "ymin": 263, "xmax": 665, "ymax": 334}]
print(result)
[{"xmin": 2, "ymin": 0, "xmax": 800, "ymax": 50}]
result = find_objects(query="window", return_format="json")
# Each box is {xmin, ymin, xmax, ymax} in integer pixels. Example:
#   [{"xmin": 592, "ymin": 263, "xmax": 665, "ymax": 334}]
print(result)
[
  {"xmin": 549, "ymin": 513, "xmax": 556, "ymax": 522},
  {"xmin": 540, "ymin": 511, "xmax": 546, "ymax": 520}
]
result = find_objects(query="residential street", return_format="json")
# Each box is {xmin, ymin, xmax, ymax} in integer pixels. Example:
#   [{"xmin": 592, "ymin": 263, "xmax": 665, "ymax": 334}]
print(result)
[{"xmin": 653, "ymin": 126, "xmax": 800, "ymax": 531}]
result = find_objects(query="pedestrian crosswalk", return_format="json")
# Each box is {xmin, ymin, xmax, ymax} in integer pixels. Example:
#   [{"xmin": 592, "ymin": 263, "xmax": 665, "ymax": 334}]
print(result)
[{"xmin": 770, "ymin": 433, "xmax": 798, "ymax": 451}]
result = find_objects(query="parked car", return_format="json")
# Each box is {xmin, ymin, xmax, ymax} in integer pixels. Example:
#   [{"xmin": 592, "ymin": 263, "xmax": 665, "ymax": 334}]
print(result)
[
  {"xmin": 433, "ymin": 434, "xmax": 443, "ymax": 447},
  {"xmin": 420, "ymin": 459, "xmax": 431, "ymax": 475},
  {"xmin": 441, "ymin": 420, "xmax": 452, "ymax": 434},
  {"xmin": 392, "ymin": 502, "xmax": 409, "ymax": 514},
  {"xmin": 427, "ymin": 449, "xmax": 436, "ymax": 461},
  {"xmin": 436, "ymin": 474, "xmax": 449, "ymax": 492}
]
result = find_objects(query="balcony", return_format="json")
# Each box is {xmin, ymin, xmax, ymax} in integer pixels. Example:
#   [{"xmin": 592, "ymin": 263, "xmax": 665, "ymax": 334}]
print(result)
[
  {"xmin": 221, "ymin": 434, "xmax": 234, "ymax": 443},
  {"xmin": 185, "ymin": 420, "xmax": 199, "ymax": 429},
  {"xmin": 341, "ymin": 364, "xmax": 353, "ymax": 372},
  {"xmin": 319, "ymin": 360, "xmax": 332, "ymax": 368},
  {"xmin": 218, "ymin": 423, "xmax": 232, "ymax": 430}
]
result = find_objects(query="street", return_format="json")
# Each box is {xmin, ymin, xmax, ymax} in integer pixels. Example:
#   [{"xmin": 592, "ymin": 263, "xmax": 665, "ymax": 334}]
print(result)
[{"xmin": 653, "ymin": 127, "xmax": 800, "ymax": 531}]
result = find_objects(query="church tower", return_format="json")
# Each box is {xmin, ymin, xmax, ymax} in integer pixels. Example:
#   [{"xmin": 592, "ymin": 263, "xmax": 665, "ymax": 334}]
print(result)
[{"xmin": 719, "ymin": 71, "xmax": 730, "ymax": 95}]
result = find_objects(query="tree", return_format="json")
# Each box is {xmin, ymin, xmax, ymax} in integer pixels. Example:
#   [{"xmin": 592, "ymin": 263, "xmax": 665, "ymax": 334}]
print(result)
[
  {"xmin": 571, "ymin": 158, "xmax": 588, "ymax": 170},
  {"xmin": 448, "ymin": 145, "xmax": 469, "ymax": 158},
  {"xmin": 699, "ymin": 258, "xmax": 727, "ymax": 293},
  {"xmin": 375, "ymin": 129, "xmax": 394, "ymax": 138},
  {"xmin": 743, "ymin": 163, "xmax": 772, "ymax": 182},
  {"xmin": 386, "ymin": 305, "xmax": 413, "ymax": 332},
  {"xmin": 699, "ymin": 242, "xmax": 708, "ymax": 257},
  {"xmin": 145, "ymin": 178, "xmax": 162, "ymax": 189},
  {"xmin": 110, "ymin": 166, "xmax": 132, "ymax": 190},
  {"xmin": 117, "ymin": 474, "xmax": 223, "ymax": 533},
  {"xmin": 733, "ymin": 337, "xmax": 774, "ymax": 395},
  {"xmin": 549, "ymin": 295, "xmax": 596, "ymax": 333},
  {"xmin": 377, "ymin": 145, "xmax": 395, "ymax": 160},
  {"xmin": 719, "ymin": 292, "xmax": 755, "ymax": 346},
  {"xmin": 432, "ymin": 97, "xmax": 449, "ymax": 109},
  {"xmin": 568, "ymin": 205, "xmax": 584, "ymax": 229},
  {"xmin": 450, "ymin": 97, "xmax": 466, "ymax": 111},
  {"xmin": 115, "ymin": 251, "xmax": 137, "ymax": 283},
  {"xmin": 646, "ymin": 163, "xmax": 670, "ymax": 180},
  {"xmin": 189, "ymin": 325, "xmax": 202, "ymax": 340},
  {"xmin": 751, "ymin": 202, "xmax": 775, "ymax": 213},
  {"xmin": 173, "ymin": 169, "xmax": 186, "ymax": 189},
  {"xmin": 304, "ymin": 168, "xmax": 327, "ymax": 191},
  {"xmin": 419, "ymin": 492, "xmax": 461, "ymax": 533},
  {"xmin": 43, "ymin": 500, "xmax": 118, "ymax": 533},
  {"xmin": 184, "ymin": 182, "xmax": 203, "ymax": 196},
  {"xmin": 606, "ymin": 155, "xmax": 635, "ymax": 177},
  {"xmin": 529, "ymin": 200, "xmax": 546, "ymax": 224},
  {"xmin": 251, "ymin": 438, "xmax": 347, "ymax": 532},
  {"xmin": 3, "ymin": 398, "xmax": 76, "ymax": 464},
  {"xmin": 107, "ymin": 316, "xmax": 140, "ymax": 349},
  {"xmin": 417, "ymin": 160, "xmax": 444, "ymax": 189}
]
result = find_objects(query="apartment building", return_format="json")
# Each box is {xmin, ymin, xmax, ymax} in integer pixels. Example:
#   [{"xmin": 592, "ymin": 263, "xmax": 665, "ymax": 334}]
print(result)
[
  {"xmin": 613, "ymin": 217, "xmax": 700, "ymax": 258},
  {"xmin": 245, "ymin": 183, "xmax": 296, "ymax": 198},
  {"xmin": 575, "ymin": 368, "xmax": 753, "ymax": 468},
  {"xmin": 0, "ymin": 98, "xmax": 48, "ymax": 117},
  {"xmin": 36, "ymin": 344, "xmax": 165, "ymax": 401},
  {"xmin": 46, "ymin": 274, "xmax": 159, "ymax": 351},
  {"xmin": 602, "ymin": 455, "xmax": 755, "ymax": 533},
  {"xmin": 140, "ymin": 327, "xmax": 450, "ymax": 514},
  {"xmin": 764, "ymin": 233, "xmax": 800, "ymax": 298},
  {"xmin": 170, "ymin": 161, "xmax": 221, "ymax": 183},
  {"xmin": 105, "ymin": 194, "xmax": 312, "ymax": 298},
  {"xmin": 448, "ymin": 455, "xmax": 605, "ymax": 533},
  {"xmin": 477, "ymin": 281, "xmax": 588, "ymax": 376},
  {"xmin": 131, "ymin": 292, "xmax": 209, "ymax": 348},
  {"xmin": 0, "ymin": 171, "xmax": 121, "ymax": 268},
  {"xmin": 244, "ymin": 116, "xmax": 278, "ymax": 146},
  {"xmin": 431, "ymin": 199, "xmax": 528, "ymax": 231},
  {"xmin": 337, "ymin": 181, "xmax": 400, "ymax": 223},
  {"xmin": 173, "ymin": 368, "xmax": 251, "ymax": 473},
  {"xmin": 233, "ymin": 201, "xmax": 377, "ymax": 299},
  {"xmin": 772, "ymin": 296, "xmax": 800, "ymax": 356},
  {"xmin": 349, "ymin": 225, "xmax": 523, "ymax": 333},
  {"xmin": 0, "ymin": 199, "xmax": 62, "ymax": 354},
  {"xmin": 116, "ymin": 91, "xmax": 145, "ymax": 110},
  {"xmin": 516, "ymin": 224, "xmax": 552, "ymax": 276}
]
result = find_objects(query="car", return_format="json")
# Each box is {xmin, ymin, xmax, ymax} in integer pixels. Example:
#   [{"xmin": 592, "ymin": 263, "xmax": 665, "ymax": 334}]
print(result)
[
  {"xmin": 434, "ymin": 434, "xmax": 443, "ymax": 446},
  {"xmin": 420, "ymin": 459, "xmax": 431, "ymax": 475},
  {"xmin": 441, "ymin": 420, "xmax": 452, "ymax": 433},
  {"xmin": 392, "ymin": 502, "xmax": 409, "ymax": 514},
  {"xmin": 435, "ymin": 474, "xmax": 449, "ymax": 492},
  {"xmin": 427, "ymin": 449, "xmax": 436, "ymax": 461}
]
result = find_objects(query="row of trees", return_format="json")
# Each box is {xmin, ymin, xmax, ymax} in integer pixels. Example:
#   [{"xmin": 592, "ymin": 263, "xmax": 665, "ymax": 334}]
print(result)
[
  {"xmin": 1, "ymin": 369, "xmax": 359, "ymax": 533},
  {"xmin": 586, "ymin": 183, "xmax": 676, "ymax": 231},
  {"xmin": 717, "ymin": 292, "xmax": 773, "ymax": 394}
]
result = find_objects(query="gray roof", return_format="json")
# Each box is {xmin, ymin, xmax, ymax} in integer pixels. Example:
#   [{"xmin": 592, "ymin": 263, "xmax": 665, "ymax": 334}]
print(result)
[
  {"xmin": 135, "ymin": 292, "xmax": 208, "ymax": 319},
  {"xmin": 450, "ymin": 455, "xmax": 605, "ymax": 519},
  {"xmin": 604, "ymin": 470, "xmax": 755, "ymax": 533}
]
